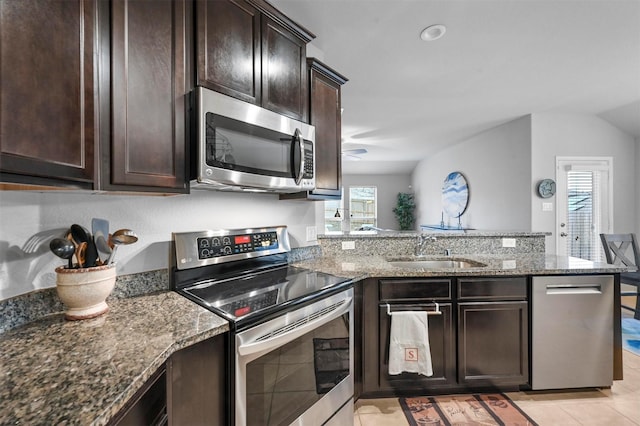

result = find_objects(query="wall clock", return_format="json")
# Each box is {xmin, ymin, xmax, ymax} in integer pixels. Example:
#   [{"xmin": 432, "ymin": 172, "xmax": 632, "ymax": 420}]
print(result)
[{"xmin": 537, "ymin": 179, "xmax": 556, "ymax": 198}]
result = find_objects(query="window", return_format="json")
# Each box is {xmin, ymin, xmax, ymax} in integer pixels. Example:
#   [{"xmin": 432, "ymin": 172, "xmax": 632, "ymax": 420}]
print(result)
[
  {"xmin": 349, "ymin": 186, "xmax": 377, "ymax": 232},
  {"xmin": 323, "ymin": 186, "xmax": 378, "ymax": 233},
  {"xmin": 324, "ymin": 196, "xmax": 343, "ymax": 233}
]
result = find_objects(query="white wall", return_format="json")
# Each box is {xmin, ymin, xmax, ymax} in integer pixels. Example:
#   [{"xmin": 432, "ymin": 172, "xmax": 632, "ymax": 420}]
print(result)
[
  {"xmin": 0, "ymin": 190, "xmax": 317, "ymax": 300},
  {"xmin": 412, "ymin": 116, "xmax": 532, "ymax": 231},
  {"xmin": 531, "ymin": 113, "xmax": 637, "ymax": 254},
  {"xmin": 341, "ymin": 174, "xmax": 413, "ymax": 230}
]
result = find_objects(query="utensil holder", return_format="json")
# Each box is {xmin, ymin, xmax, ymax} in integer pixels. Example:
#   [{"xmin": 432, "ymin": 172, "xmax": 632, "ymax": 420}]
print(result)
[{"xmin": 55, "ymin": 263, "xmax": 116, "ymax": 320}]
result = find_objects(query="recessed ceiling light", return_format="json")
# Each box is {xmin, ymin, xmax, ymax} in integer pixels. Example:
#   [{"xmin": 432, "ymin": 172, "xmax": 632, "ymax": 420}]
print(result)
[{"xmin": 420, "ymin": 24, "xmax": 446, "ymax": 41}]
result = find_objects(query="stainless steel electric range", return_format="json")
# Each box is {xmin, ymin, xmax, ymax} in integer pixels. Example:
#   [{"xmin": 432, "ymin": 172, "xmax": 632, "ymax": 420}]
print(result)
[{"xmin": 171, "ymin": 225, "xmax": 354, "ymax": 426}]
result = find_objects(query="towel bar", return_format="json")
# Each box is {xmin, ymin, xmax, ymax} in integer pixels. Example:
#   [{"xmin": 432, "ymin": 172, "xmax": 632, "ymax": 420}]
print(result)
[{"xmin": 385, "ymin": 302, "xmax": 442, "ymax": 316}]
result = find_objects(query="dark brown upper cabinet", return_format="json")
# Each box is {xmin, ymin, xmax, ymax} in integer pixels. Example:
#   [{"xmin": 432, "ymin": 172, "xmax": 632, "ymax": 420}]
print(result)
[
  {"xmin": 281, "ymin": 59, "xmax": 347, "ymax": 200},
  {"xmin": 0, "ymin": 0, "xmax": 97, "ymax": 189},
  {"xmin": 1, "ymin": 0, "xmax": 190, "ymax": 193},
  {"xmin": 99, "ymin": 0, "xmax": 191, "ymax": 193},
  {"xmin": 196, "ymin": 0, "xmax": 314, "ymax": 122}
]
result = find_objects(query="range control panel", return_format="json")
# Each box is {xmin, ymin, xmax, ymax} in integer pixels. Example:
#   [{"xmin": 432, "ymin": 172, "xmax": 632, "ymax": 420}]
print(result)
[{"xmin": 197, "ymin": 231, "xmax": 279, "ymax": 259}]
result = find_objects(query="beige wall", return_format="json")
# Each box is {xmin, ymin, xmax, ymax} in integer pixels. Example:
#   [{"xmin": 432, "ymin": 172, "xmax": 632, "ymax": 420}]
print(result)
[
  {"xmin": 412, "ymin": 116, "xmax": 532, "ymax": 232},
  {"xmin": 531, "ymin": 113, "xmax": 637, "ymax": 254}
]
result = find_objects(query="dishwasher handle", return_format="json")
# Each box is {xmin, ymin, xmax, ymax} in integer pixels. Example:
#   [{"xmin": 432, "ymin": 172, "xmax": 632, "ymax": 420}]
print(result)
[{"xmin": 545, "ymin": 284, "xmax": 602, "ymax": 295}]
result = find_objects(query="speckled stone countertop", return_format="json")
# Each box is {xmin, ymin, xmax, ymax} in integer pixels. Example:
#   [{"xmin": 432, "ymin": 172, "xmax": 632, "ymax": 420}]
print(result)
[
  {"xmin": 291, "ymin": 253, "xmax": 627, "ymax": 279},
  {"xmin": 0, "ymin": 291, "xmax": 228, "ymax": 426}
]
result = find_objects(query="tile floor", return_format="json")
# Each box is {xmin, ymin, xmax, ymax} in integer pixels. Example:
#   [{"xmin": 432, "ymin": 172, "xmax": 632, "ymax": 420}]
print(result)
[{"xmin": 355, "ymin": 311, "xmax": 640, "ymax": 425}]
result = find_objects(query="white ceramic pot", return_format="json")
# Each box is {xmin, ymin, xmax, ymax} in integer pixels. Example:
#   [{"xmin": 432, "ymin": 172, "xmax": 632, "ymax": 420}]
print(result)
[{"xmin": 55, "ymin": 263, "xmax": 117, "ymax": 320}]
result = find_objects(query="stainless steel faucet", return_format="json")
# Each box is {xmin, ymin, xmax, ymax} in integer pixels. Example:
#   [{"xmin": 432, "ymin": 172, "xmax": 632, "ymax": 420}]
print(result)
[{"xmin": 416, "ymin": 234, "xmax": 437, "ymax": 256}]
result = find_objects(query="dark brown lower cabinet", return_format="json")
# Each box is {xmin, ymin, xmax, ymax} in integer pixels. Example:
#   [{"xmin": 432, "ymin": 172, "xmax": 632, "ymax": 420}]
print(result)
[
  {"xmin": 111, "ymin": 334, "xmax": 226, "ymax": 426},
  {"xmin": 362, "ymin": 278, "xmax": 456, "ymax": 396},
  {"xmin": 167, "ymin": 334, "xmax": 227, "ymax": 425},
  {"xmin": 110, "ymin": 367, "xmax": 167, "ymax": 426},
  {"xmin": 457, "ymin": 301, "xmax": 529, "ymax": 387},
  {"xmin": 378, "ymin": 303, "xmax": 456, "ymax": 392},
  {"xmin": 359, "ymin": 276, "xmax": 529, "ymax": 398}
]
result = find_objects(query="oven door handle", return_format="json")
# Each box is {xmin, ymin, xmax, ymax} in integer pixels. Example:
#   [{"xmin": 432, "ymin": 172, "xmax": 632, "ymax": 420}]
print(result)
[{"xmin": 237, "ymin": 297, "xmax": 352, "ymax": 357}]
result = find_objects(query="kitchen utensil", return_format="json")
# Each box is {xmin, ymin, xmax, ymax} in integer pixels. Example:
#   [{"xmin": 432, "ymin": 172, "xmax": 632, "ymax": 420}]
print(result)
[
  {"xmin": 108, "ymin": 229, "xmax": 138, "ymax": 264},
  {"xmin": 84, "ymin": 236, "xmax": 99, "ymax": 268},
  {"xmin": 76, "ymin": 242, "xmax": 87, "ymax": 268},
  {"xmin": 95, "ymin": 234, "xmax": 112, "ymax": 265},
  {"xmin": 70, "ymin": 224, "xmax": 98, "ymax": 268},
  {"xmin": 70, "ymin": 224, "xmax": 89, "ymax": 246},
  {"xmin": 91, "ymin": 218, "xmax": 110, "ymax": 264},
  {"xmin": 49, "ymin": 238, "xmax": 75, "ymax": 269}
]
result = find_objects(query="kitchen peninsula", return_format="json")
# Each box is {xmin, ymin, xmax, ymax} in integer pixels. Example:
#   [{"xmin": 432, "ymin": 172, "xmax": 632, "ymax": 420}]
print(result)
[
  {"xmin": 0, "ymin": 231, "xmax": 626, "ymax": 424},
  {"xmin": 293, "ymin": 231, "xmax": 626, "ymax": 398}
]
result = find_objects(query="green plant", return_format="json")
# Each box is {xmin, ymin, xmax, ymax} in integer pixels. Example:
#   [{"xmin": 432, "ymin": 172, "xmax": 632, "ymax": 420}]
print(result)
[{"xmin": 393, "ymin": 192, "xmax": 416, "ymax": 231}]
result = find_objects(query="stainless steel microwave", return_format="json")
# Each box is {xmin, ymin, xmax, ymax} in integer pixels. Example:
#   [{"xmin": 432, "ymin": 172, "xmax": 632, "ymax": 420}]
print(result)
[{"xmin": 192, "ymin": 87, "xmax": 315, "ymax": 193}]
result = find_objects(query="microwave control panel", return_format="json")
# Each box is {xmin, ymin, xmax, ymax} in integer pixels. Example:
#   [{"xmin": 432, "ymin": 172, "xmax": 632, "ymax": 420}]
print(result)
[
  {"xmin": 303, "ymin": 146, "xmax": 314, "ymax": 178},
  {"xmin": 197, "ymin": 231, "xmax": 279, "ymax": 259}
]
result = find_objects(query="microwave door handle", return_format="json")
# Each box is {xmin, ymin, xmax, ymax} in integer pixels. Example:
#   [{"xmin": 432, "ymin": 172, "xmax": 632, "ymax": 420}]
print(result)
[{"xmin": 292, "ymin": 129, "xmax": 304, "ymax": 185}]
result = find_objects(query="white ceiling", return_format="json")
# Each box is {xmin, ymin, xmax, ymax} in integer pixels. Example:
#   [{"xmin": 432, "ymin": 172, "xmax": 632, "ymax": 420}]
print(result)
[{"xmin": 271, "ymin": 0, "xmax": 640, "ymax": 174}]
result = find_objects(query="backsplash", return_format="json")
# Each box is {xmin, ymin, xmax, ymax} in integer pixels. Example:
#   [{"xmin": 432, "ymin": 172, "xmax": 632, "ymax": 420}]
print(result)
[
  {"xmin": 0, "ymin": 190, "xmax": 320, "ymax": 301},
  {"xmin": 317, "ymin": 231, "xmax": 547, "ymax": 257}
]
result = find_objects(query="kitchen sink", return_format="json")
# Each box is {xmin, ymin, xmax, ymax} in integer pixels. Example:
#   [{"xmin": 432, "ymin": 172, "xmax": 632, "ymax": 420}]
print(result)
[{"xmin": 387, "ymin": 257, "xmax": 487, "ymax": 269}]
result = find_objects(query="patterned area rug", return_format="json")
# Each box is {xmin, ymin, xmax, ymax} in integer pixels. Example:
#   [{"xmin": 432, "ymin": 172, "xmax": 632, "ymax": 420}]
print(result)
[
  {"xmin": 622, "ymin": 317, "xmax": 640, "ymax": 356},
  {"xmin": 400, "ymin": 393, "xmax": 537, "ymax": 425}
]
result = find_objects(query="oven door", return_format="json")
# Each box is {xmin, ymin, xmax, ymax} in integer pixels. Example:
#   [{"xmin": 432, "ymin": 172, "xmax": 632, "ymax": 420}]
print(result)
[{"xmin": 235, "ymin": 288, "xmax": 354, "ymax": 426}]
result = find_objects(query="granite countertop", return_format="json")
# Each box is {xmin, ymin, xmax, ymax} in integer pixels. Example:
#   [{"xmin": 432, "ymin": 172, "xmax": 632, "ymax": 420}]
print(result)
[
  {"xmin": 292, "ymin": 253, "xmax": 627, "ymax": 278},
  {"xmin": 0, "ymin": 291, "xmax": 228, "ymax": 426},
  {"xmin": 318, "ymin": 230, "xmax": 551, "ymax": 238}
]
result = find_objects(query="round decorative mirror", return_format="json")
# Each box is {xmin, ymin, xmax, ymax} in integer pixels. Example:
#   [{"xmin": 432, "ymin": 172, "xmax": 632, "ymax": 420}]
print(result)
[{"xmin": 442, "ymin": 172, "xmax": 469, "ymax": 218}]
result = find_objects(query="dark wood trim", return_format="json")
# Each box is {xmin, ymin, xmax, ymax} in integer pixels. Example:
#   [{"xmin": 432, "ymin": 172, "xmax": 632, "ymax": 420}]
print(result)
[
  {"xmin": 307, "ymin": 57, "xmax": 348, "ymax": 85},
  {"xmin": 246, "ymin": 0, "xmax": 315, "ymax": 42}
]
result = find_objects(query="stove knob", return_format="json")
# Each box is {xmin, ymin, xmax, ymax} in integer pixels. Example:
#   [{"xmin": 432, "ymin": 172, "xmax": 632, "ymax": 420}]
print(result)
[
  {"xmin": 212, "ymin": 237, "xmax": 221, "ymax": 246},
  {"xmin": 223, "ymin": 246, "xmax": 232, "ymax": 255},
  {"xmin": 223, "ymin": 237, "xmax": 231, "ymax": 245}
]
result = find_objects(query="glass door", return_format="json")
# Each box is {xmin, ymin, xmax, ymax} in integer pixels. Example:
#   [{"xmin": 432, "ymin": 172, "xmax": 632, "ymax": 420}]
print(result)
[{"xmin": 556, "ymin": 157, "xmax": 612, "ymax": 262}]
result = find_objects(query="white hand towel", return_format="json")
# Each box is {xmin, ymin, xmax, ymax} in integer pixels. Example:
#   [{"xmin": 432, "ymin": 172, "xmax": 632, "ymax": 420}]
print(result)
[{"xmin": 388, "ymin": 311, "xmax": 433, "ymax": 376}]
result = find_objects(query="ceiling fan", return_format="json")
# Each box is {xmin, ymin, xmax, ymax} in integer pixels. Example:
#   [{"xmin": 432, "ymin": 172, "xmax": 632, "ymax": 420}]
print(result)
[
  {"xmin": 342, "ymin": 147, "xmax": 368, "ymax": 161},
  {"xmin": 342, "ymin": 138, "xmax": 368, "ymax": 161}
]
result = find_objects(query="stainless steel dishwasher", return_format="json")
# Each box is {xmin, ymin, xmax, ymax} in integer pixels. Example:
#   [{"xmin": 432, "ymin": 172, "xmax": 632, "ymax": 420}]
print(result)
[{"xmin": 531, "ymin": 275, "xmax": 614, "ymax": 390}]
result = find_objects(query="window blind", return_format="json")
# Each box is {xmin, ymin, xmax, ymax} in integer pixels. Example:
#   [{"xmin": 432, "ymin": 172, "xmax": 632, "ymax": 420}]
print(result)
[{"xmin": 566, "ymin": 170, "xmax": 603, "ymax": 262}]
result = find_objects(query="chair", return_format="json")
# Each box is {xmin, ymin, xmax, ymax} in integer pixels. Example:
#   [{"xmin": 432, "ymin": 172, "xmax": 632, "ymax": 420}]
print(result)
[{"xmin": 600, "ymin": 233, "xmax": 640, "ymax": 319}]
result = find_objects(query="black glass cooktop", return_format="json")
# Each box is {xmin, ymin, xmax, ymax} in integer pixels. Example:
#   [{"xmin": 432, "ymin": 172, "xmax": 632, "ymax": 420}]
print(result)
[{"xmin": 181, "ymin": 266, "xmax": 350, "ymax": 326}]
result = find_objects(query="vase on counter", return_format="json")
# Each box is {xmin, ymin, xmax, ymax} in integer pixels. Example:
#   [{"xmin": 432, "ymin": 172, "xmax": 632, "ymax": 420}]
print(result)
[{"xmin": 55, "ymin": 264, "xmax": 116, "ymax": 320}]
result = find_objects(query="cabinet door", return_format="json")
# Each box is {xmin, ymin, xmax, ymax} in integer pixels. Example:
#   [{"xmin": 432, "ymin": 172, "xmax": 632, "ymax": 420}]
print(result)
[
  {"xmin": 307, "ymin": 60, "xmax": 347, "ymax": 199},
  {"xmin": 378, "ymin": 303, "xmax": 456, "ymax": 391},
  {"xmin": 0, "ymin": 0, "xmax": 96, "ymax": 188},
  {"xmin": 458, "ymin": 301, "xmax": 529, "ymax": 387},
  {"xmin": 261, "ymin": 15, "xmax": 308, "ymax": 121},
  {"xmin": 167, "ymin": 334, "xmax": 227, "ymax": 425},
  {"xmin": 196, "ymin": 0, "xmax": 261, "ymax": 104},
  {"xmin": 105, "ymin": 0, "xmax": 189, "ymax": 192},
  {"xmin": 112, "ymin": 367, "xmax": 167, "ymax": 426}
]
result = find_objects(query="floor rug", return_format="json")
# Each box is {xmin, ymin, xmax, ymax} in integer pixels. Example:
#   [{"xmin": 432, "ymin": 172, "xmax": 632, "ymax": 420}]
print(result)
[
  {"xmin": 622, "ymin": 317, "xmax": 640, "ymax": 356},
  {"xmin": 400, "ymin": 393, "xmax": 537, "ymax": 426}
]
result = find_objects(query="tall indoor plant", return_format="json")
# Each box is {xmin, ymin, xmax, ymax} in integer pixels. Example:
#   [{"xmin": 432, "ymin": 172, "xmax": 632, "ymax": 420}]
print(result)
[{"xmin": 393, "ymin": 192, "xmax": 416, "ymax": 231}]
